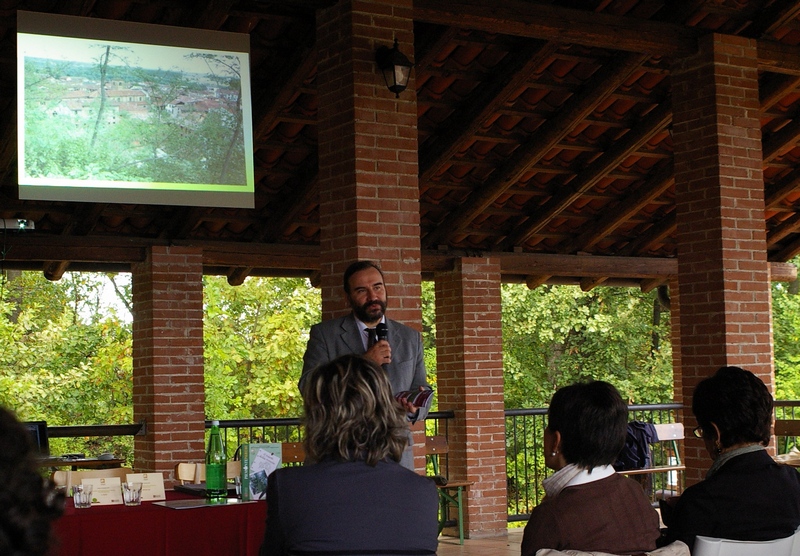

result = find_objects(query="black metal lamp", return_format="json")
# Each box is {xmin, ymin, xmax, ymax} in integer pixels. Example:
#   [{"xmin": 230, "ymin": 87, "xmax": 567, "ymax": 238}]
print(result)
[{"xmin": 375, "ymin": 38, "xmax": 413, "ymax": 98}]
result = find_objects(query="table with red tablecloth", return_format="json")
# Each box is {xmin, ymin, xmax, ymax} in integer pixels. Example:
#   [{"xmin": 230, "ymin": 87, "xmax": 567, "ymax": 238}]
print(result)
[{"xmin": 51, "ymin": 490, "xmax": 266, "ymax": 556}]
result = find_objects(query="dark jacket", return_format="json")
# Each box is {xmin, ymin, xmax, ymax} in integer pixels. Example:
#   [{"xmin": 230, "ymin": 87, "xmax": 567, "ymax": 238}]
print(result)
[
  {"xmin": 260, "ymin": 459, "xmax": 439, "ymax": 556},
  {"xmin": 662, "ymin": 449, "xmax": 800, "ymax": 550}
]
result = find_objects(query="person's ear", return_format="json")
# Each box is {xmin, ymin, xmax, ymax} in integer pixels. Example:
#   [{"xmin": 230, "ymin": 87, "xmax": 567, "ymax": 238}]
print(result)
[
  {"xmin": 551, "ymin": 429, "xmax": 562, "ymax": 454},
  {"xmin": 709, "ymin": 422, "xmax": 721, "ymax": 442}
]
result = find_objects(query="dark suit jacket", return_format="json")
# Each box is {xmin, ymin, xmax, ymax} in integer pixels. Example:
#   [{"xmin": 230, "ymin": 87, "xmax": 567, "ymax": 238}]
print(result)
[
  {"xmin": 662, "ymin": 449, "xmax": 800, "ymax": 550},
  {"xmin": 259, "ymin": 459, "xmax": 439, "ymax": 556},
  {"xmin": 300, "ymin": 314, "xmax": 431, "ymax": 422}
]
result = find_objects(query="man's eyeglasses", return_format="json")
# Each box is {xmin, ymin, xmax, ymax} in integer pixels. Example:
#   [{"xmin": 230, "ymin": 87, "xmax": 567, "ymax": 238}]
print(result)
[{"xmin": 693, "ymin": 426, "xmax": 704, "ymax": 438}]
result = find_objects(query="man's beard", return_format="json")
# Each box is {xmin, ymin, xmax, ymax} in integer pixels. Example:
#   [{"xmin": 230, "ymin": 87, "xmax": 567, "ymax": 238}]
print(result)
[{"xmin": 353, "ymin": 299, "xmax": 386, "ymax": 323}]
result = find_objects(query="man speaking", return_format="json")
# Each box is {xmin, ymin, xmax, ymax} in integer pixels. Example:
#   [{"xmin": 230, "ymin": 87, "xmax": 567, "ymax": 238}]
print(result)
[{"xmin": 300, "ymin": 260, "xmax": 432, "ymax": 470}]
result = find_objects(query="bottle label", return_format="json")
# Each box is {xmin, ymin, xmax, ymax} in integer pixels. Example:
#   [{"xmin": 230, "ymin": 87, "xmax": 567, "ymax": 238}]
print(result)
[{"xmin": 206, "ymin": 463, "xmax": 227, "ymax": 496}]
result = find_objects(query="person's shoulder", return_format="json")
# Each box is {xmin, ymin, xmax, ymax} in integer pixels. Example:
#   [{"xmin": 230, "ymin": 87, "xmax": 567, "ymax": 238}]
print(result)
[
  {"xmin": 379, "ymin": 461, "xmax": 438, "ymax": 488},
  {"xmin": 313, "ymin": 314, "xmax": 352, "ymax": 330},
  {"xmin": 387, "ymin": 318, "xmax": 421, "ymax": 335}
]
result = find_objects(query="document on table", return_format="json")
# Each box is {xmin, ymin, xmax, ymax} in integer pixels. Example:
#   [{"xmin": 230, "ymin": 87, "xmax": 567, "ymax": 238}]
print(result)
[
  {"xmin": 82, "ymin": 477, "xmax": 123, "ymax": 505},
  {"xmin": 126, "ymin": 472, "xmax": 166, "ymax": 501}
]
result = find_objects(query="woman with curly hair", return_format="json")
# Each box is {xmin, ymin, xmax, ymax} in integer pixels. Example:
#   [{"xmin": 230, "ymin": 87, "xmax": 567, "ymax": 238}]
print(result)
[
  {"xmin": 0, "ymin": 407, "xmax": 63, "ymax": 555},
  {"xmin": 259, "ymin": 354, "xmax": 438, "ymax": 556}
]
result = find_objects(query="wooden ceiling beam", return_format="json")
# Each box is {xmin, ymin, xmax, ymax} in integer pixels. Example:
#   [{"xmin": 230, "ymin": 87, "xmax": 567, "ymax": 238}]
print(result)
[
  {"xmin": 758, "ymin": 40, "xmax": 800, "ymax": 75},
  {"xmin": 743, "ymin": 1, "xmax": 800, "ymax": 38},
  {"xmin": 42, "ymin": 203, "xmax": 108, "ymax": 281},
  {"xmin": 763, "ymin": 117, "xmax": 800, "ymax": 161},
  {"xmin": 4, "ymin": 230, "xmax": 796, "ymax": 283},
  {"xmin": 765, "ymin": 167, "xmax": 800, "ymax": 208},
  {"xmin": 413, "ymin": 0, "xmax": 702, "ymax": 57},
  {"xmin": 422, "ymin": 52, "xmax": 650, "ymax": 249},
  {"xmin": 563, "ymin": 162, "xmax": 674, "ymax": 254},
  {"xmin": 500, "ymin": 100, "xmax": 672, "ymax": 249},
  {"xmin": 772, "ymin": 234, "xmax": 800, "ymax": 262},
  {"xmin": 768, "ymin": 212, "xmax": 800, "ymax": 246},
  {"xmin": 251, "ymin": 44, "xmax": 317, "ymax": 140},
  {"xmin": 618, "ymin": 212, "xmax": 676, "ymax": 257},
  {"xmin": 419, "ymin": 40, "xmax": 558, "ymax": 186}
]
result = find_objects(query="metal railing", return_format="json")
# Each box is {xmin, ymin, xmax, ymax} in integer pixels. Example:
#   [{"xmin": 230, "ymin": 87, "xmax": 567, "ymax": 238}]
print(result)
[{"xmin": 48, "ymin": 401, "xmax": 800, "ymax": 523}]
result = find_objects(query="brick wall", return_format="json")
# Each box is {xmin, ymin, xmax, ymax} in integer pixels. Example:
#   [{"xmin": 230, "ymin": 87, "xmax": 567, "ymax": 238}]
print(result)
[
  {"xmin": 672, "ymin": 33, "xmax": 773, "ymax": 484},
  {"xmin": 316, "ymin": 0, "xmax": 421, "ymax": 325},
  {"xmin": 132, "ymin": 246, "xmax": 205, "ymax": 479},
  {"xmin": 435, "ymin": 258, "xmax": 508, "ymax": 538}
]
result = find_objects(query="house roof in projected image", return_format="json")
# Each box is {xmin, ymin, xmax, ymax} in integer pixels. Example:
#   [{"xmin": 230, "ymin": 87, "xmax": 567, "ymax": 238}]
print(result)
[{"xmin": 2, "ymin": 0, "xmax": 800, "ymax": 288}]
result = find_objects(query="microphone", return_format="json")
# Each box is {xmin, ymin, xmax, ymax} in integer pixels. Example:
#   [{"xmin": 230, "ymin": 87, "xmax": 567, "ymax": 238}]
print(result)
[{"xmin": 376, "ymin": 322, "xmax": 388, "ymax": 343}]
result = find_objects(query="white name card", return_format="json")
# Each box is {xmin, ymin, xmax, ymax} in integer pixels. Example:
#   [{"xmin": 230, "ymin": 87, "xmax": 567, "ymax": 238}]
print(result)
[
  {"xmin": 82, "ymin": 477, "xmax": 123, "ymax": 505},
  {"xmin": 126, "ymin": 472, "xmax": 166, "ymax": 501}
]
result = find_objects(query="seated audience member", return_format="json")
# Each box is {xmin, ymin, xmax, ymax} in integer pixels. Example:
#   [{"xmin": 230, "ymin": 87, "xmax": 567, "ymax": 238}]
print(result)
[
  {"xmin": 661, "ymin": 366, "xmax": 800, "ymax": 550},
  {"xmin": 521, "ymin": 381, "xmax": 660, "ymax": 556},
  {"xmin": 259, "ymin": 354, "xmax": 439, "ymax": 556},
  {"xmin": 0, "ymin": 407, "xmax": 63, "ymax": 555}
]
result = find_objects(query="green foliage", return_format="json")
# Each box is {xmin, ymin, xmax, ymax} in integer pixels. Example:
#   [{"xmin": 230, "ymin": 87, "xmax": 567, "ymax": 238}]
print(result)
[
  {"xmin": 203, "ymin": 276, "xmax": 320, "ymax": 420},
  {"xmin": 0, "ymin": 271, "xmax": 133, "ymax": 461},
  {"xmin": 502, "ymin": 283, "xmax": 673, "ymax": 409},
  {"xmin": 773, "ymin": 257, "xmax": 800, "ymax": 400}
]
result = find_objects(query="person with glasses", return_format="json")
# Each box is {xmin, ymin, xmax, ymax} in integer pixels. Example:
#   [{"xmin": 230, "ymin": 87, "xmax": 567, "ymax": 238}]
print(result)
[{"xmin": 661, "ymin": 366, "xmax": 800, "ymax": 550}]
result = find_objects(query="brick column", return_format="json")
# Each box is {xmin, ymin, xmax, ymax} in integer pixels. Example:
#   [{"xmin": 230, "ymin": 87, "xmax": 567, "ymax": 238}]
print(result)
[
  {"xmin": 315, "ymin": 0, "xmax": 424, "ymax": 469},
  {"xmin": 435, "ymin": 258, "xmax": 507, "ymax": 538},
  {"xmin": 672, "ymin": 34, "xmax": 773, "ymax": 485},
  {"xmin": 131, "ymin": 246, "xmax": 205, "ymax": 481}
]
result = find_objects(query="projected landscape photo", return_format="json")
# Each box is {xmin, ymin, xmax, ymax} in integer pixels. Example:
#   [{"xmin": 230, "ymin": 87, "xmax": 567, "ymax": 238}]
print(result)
[{"xmin": 17, "ymin": 13, "xmax": 255, "ymax": 208}]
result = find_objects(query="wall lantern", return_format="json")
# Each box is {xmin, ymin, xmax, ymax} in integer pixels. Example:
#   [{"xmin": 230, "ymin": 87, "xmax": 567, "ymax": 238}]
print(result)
[{"xmin": 375, "ymin": 38, "xmax": 413, "ymax": 98}]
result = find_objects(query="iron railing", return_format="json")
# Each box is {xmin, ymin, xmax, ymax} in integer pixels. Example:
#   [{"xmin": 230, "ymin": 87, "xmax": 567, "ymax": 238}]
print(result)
[{"xmin": 45, "ymin": 401, "xmax": 800, "ymax": 523}]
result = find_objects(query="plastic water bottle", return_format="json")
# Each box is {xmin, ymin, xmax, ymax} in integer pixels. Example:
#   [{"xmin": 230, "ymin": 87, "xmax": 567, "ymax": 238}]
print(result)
[{"xmin": 205, "ymin": 420, "xmax": 227, "ymax": 499}]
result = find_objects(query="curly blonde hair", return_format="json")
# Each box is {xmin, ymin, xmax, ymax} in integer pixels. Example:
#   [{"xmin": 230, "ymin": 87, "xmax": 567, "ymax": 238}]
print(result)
[{"xmin": 301, "ymin": 354, "xmax": 408, "ymax": 466}]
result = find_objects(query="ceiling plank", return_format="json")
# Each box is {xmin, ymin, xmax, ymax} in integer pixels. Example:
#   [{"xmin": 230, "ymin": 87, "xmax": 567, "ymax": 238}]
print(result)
[
  {"xmin": 422, "ymin": 51, "xmax": 650, "ymax": 249},
  {"xmin": 758, "ymin": 39, "xmax": 800, "ymax": 75},
  {"xmin": 501, "ymin": 100, "xmax": 673, "ymax": 249},
  {"xmin": 563, "ymin": 162, "xmax": 674, "ymax": 254},
  {"xmin": 419, "ymin": 40, "xmax": 559, "ymax": 185},
  {"xmin": 413, "ymin": 0, "xmax": 702, "ymax": 57}
]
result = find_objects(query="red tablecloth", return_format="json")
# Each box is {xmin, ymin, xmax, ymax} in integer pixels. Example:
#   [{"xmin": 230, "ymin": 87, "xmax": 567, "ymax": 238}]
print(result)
[{"xmin": 51, "ymin": 490, "xmax": 266, "ymax": 556}]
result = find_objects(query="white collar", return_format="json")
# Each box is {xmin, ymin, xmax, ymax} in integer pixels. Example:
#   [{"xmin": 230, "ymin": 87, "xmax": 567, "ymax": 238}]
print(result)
[
  {"xmin": 565, "ymin": 464, "xmax": 615, "ymax": 487},
  {"xmin": 356, "ymin": 316, "xmax": 385, "ymax": 334}
]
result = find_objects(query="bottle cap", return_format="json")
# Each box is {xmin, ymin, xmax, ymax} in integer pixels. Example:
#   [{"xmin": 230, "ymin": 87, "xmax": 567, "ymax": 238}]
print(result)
[{"xmin": 212, "ymin": 420, "xmax": 219, "ymax": 426}]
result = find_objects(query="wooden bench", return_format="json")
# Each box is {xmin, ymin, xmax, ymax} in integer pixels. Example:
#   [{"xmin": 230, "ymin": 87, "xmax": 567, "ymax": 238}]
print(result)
[
  {"xmin": 618, "ymin": 423, "xmax": 685, "ymax": 499},
  {"xmin": 280, "ymin": 442, "xmax": 306, "ymax": 465},
  {"xmin": 774, "ymin": 419, "xmax": 800, "ymax": 453},
  {"xmin": 425, "ymin": 435, "xmax": 473, "ymax": 544}
]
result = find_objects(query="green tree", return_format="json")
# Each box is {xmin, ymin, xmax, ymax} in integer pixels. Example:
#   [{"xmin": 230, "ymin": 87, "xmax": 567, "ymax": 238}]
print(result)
[
  {"xmin": 0, "ymin": 271, "xmax": 133, "ymax": 459},
  {"xmin": 773, "ymin": 257, "xmax": 800, "ymax": 401},
  {"xmin": 203, "ymin": 276, "xmax": 319, "ymax": 419},
  {"xmin": 502, "ymin": 283, "xmax": 672, "ymax": 409}
]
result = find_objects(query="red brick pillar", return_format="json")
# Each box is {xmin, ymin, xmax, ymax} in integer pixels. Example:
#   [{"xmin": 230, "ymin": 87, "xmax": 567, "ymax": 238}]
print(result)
[
  {"xmin": 316, "ymin": 0, "xmax": 419, "ymax": 318},
  {"xmin": 672, "ymin": 34, "xmax": 773, "ymax": 485},
  {"xmin": 131, "ymin": 246, "xmax": 205, "ymax": 481},
  {"xmin": 435, "ymin": 258, "xmax": 507, "ymax": 538},
  {"xmin": 315, "ymin": 0, "xmax": 424, "ymax": 468}
]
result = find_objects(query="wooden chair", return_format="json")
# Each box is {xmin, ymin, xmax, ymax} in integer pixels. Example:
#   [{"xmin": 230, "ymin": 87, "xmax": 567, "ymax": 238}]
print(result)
[
  {"xmin": 693, "ymin": 527, "xmax": 800, "ymax": 556},
  {"xmin": 425, "ymin": 435, "xmax": 473, "ymax": 545},
  {"xmin": 173, "ymin": 461, "xmax": 241, "ymax": 484},
  {"xmin": 618, "ymin": 422, "xmax": 685, "ymax": 500},
  {"xmin": 52, "ymin": 467, "xmax": 133, "ymax": 492},
  {"xmin": 774, "ymin": 420, "xmax": 800, "ymax": 453},
  {"xmin": 281, "ymin": 442, "xmax": 306, "ymax": 465}
]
